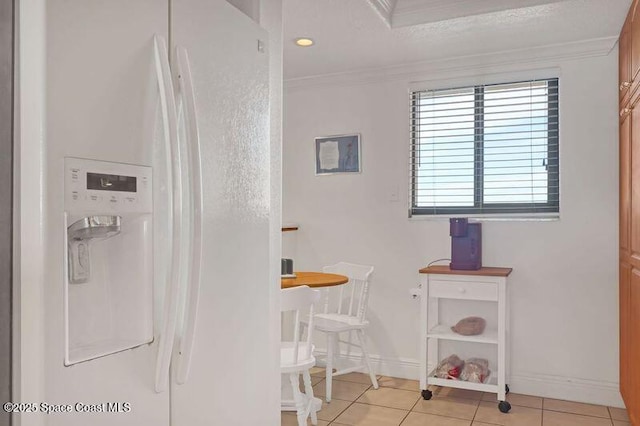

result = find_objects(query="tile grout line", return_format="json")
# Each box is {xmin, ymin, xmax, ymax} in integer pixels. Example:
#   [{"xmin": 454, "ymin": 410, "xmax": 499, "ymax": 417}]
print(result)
[
  {"xmin": 335, "ymin": 379, "xmax": 415, "ymax": 426},
  {"xmin": 470, "ymin": 391, "xmax": 483, "ymax": 424},
  {"xmin": 396, "ymin": 404, "xmax": 413, "ymax": 426},
  {"xmin": 325, "ymin": 382, "xmax": 372, "ymax": 425},
  {"xmin": 398, "ymin": 394, "xmax": 423, "ymax": 426},
  {"xmin": 542, "ymin": 408, "xmax": 615, "ymax": 419}
]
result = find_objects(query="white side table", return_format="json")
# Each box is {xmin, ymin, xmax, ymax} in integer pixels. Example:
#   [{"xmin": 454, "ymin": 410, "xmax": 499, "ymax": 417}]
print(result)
[{"xmin": 415, "ymin": 265, "xmax": 513, "ymax": 413}]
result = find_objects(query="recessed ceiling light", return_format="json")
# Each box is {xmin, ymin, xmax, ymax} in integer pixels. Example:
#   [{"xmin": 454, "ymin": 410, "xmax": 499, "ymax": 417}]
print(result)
[{"xmin": 294, "ymin": 37, "xmax": 314, "ymax": 47}]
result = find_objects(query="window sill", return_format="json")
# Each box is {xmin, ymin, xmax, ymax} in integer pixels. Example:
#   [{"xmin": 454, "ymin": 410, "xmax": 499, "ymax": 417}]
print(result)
[{"xmin": 408, "ymin": 213, "xmax": 560, "ymax": 222}]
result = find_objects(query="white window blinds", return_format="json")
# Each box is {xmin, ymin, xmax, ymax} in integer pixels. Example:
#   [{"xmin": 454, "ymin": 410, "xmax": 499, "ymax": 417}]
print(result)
[{"xmin": 410, "ymin": 78, "xmax": 559, "ymax": 217}]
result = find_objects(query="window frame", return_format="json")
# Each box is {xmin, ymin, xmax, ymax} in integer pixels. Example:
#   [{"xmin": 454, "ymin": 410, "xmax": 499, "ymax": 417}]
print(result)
[{"xmin": 409, "ymin": 78, "xmax": 559, "ymax": 218}]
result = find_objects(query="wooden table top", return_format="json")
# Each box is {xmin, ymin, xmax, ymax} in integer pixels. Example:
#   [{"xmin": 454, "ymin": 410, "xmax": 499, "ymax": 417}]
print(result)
[
  {"xmin": 281, "ymin": 271, "xmax": 349, "ymax": 289},
  {"xmin": 419, "ymin": 265, "xmax": 512, "ymax": 277}
]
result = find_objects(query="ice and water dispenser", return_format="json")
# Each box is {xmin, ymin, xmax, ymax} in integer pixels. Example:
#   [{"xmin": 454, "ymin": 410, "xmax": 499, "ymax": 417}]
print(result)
[{"xmin": 64, "ymin": 158, "xmax": 153, "ymax": 365}]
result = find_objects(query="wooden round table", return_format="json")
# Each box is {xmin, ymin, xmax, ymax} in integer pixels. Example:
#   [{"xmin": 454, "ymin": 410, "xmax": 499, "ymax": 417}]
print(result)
[{"xmin": 281, "ymin": 271, "xmax": 348, "ymax": 289}]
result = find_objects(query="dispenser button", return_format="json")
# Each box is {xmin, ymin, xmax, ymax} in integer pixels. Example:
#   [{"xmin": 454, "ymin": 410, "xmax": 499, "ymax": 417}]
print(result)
[
  {"xmin": 108, "ymin": 195, "xmax": 119, "ymax": 205},
  {"xmin": 70, "ymin": 168, "xmax": 81, "ymax": 183},
  {"xmin": 71, "ymin": 191, "xmax": 80, "ymax": 201},
  {"xmin": 87, "ymin": 194, "xmax": 102, "ymax": 203}
]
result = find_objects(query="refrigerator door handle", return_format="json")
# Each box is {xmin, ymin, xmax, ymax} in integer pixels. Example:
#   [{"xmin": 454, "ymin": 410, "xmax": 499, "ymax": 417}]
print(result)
[
  {"xmin": 175, "ymin": 45, "xmax": 203, "ymax": 385},
  {"xmin": 153, "ymin": 34, "xmax": 184, "ymax": 393}
]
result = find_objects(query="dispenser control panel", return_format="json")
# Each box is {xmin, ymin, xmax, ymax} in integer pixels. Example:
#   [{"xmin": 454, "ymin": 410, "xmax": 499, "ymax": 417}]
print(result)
[{"xmin": 65, "ymin": 157, "xmax": 152, "ymax": 214}]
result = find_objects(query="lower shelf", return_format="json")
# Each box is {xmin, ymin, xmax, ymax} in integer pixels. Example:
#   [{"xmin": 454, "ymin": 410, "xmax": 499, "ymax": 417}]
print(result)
[{"xmin": 427, "ymin": 368, "xmax": 498, "ymax": 394}]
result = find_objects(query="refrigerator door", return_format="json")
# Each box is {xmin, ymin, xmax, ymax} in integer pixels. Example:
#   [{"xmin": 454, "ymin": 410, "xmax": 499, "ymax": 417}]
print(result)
[
  {"xmin": 170, "ymin": 1, "xmax": 274, "ymax": 424},
  {"xmin": 42, "ymin": 1, "xmax": 171, "ymax": 425}
]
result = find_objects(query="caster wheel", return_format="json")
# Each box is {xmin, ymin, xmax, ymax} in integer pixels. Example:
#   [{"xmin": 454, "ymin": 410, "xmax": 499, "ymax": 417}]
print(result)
[
  {"xmin": 421, "ymin": 389, "xmax": 433, "ymax": 400},
  {"xmin": 498, "ymin": 401, "xmax": 512, "ymax": 413},
  {"xmin": 505, "ymin": 384, "xmax": 510, "ymax": 395}
]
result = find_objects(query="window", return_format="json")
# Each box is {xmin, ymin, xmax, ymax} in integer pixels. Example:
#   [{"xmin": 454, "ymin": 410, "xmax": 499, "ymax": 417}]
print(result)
[{"xmin": 410, "ymin": 78, "xmax": 559, "ymax": 217}]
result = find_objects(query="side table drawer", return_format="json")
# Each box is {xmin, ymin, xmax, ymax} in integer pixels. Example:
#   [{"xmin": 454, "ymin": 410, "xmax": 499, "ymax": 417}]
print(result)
[{"xmin": 428, "ymin": 279, "xmax": 498, "ymax": 301}]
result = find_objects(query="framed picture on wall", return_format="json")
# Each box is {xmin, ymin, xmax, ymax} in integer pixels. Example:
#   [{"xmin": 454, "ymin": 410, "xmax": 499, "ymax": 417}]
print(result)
[{"xmin": 315, "ymin": 134, "xmax": 361, "ymax": 175}]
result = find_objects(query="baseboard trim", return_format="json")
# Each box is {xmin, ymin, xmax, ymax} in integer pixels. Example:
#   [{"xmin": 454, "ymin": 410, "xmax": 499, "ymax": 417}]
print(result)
[
  {"xmin": 314, "ymin": 350, "xmax": 624, "ymax": 408},
  {"xmin": 508, "ymin": 372, "xmax": 624, "ymax": 408},
  {"xmin": 314, "ymin": 349, "xmax": 420, "ymax": 380}
]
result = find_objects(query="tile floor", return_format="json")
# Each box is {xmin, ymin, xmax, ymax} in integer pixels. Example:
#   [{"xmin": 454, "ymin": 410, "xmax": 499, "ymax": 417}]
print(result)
[{"xmin": 281, "ymin": 369, "xmax": 631, "ymax": 426}]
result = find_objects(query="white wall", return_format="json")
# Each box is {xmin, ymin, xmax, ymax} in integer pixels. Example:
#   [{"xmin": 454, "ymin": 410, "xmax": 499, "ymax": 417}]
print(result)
[{"xmin": 283, "ymin": 46, "xmax": 621, "ymax": 406}]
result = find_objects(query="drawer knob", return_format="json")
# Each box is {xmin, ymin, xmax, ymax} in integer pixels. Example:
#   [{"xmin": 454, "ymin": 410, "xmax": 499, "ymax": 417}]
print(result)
[{"xmin": 458, "ymin": 287, "xmax": 467, "ymax": 294}]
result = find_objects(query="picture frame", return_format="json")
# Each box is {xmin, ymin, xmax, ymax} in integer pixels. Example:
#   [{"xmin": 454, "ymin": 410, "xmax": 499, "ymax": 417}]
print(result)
[{"xmin": 315, "ymin": 134, "xmax": 361, "ymax": 175}]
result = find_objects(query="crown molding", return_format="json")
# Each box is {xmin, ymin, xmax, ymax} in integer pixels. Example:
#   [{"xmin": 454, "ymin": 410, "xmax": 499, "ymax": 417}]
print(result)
[
  {"xmin": 392, "ymin": 0, "xmax": 563, "ymax": 28},
  {"xmin": 366, "ymin": 0, "xmax": 397, "ymax": 27},
  {"xmin": 284, "ymin": 36, "xmax": 618, "ymax": 92}
]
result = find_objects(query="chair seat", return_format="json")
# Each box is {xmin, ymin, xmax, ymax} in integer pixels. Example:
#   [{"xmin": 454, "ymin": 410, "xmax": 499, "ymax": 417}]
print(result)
[
  {"xmin": 311, "ymin": 313, "xmax": 369, "ymax": 333},
  {"xmin": 308, "ymin": 262, "xmax": 378, "ymax": 404},
  {"xmin": 281, "ymin": 342, "xmax": 316, "ymax": 373}
]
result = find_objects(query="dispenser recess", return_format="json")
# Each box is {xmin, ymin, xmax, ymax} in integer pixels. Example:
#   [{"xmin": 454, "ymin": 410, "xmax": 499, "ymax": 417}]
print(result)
[{"xmin": 64, "ymin": 158, "xmax": 153, "ymax": 365}]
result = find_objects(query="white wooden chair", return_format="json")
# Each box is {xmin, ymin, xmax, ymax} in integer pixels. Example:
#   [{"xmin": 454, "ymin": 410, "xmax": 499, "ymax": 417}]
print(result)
[
  {"xmin": 310, "ymin": 262, "xmax": 379, "ymax": 402},
  {"xmin": 281, "ymin": 285, "xmax": 321, "ymax": 426}
]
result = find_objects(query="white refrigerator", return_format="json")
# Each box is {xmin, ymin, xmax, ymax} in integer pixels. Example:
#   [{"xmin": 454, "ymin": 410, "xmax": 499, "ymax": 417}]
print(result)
[{"xmin": 16, "ymin": 0, "xmax": 279, "ymax": 425}]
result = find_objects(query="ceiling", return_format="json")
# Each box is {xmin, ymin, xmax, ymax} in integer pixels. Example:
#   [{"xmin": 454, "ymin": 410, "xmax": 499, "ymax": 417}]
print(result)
[{"xmin": 283, "ymin": 0, "xmax": 631, "ymax": 80}]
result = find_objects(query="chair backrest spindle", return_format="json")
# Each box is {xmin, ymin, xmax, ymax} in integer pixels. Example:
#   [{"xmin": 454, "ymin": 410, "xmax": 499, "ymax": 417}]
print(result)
[
  {"xmin": 347, "ymin": 282, "xmax": 356, "ymax": 316},
  {"xmin": 321, "ymin": 262, "xmax": 374, "ymax": 323},
  {"xmin": 322, "ymin": 288, "xmax": 330, "ymax": 315},
  {"xmin": 358, "ymin": 278, "xmax": 367, "ymax": 321}
]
